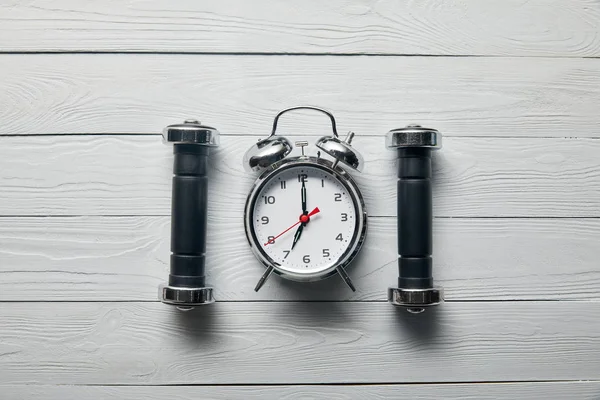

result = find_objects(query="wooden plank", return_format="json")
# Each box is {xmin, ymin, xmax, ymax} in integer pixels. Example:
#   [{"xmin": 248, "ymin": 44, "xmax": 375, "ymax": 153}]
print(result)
[
  {"xmin": 3, "ymin": 382, "xmax": 600, "ymax": 400},
  {"xmin": 1, "ymin": 216, "xmax": 599, "ymax": 302},
  {"xmin": 1, "ymin": 55, "xmax": 600, "ymax": 137},
  {"xmin": 1, "ymin": 0, "xmax": 599, "ymax": 57},
  {"xmin": 1, "ymin": 135, "xmax": 599, "ymax": 217},
  {"xmin": 0, "ymin": 302, "xmax": 599, "ymax": 384}
]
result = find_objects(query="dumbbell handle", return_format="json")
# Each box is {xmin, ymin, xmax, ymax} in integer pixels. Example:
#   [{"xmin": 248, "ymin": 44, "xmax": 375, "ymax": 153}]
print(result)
[
  {"xmin": 169, "ymin": 144, "xmax": 209, "ymax": 288},
  {"xmin": 397, "ymin": 147, "xmax": 433, "ymax": 289}
]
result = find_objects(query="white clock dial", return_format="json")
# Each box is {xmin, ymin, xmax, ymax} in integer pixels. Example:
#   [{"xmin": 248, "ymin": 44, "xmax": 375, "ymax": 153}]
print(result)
[{"xmin": 250, "ymin": 164, "xmax": 359, "ymax": 277}]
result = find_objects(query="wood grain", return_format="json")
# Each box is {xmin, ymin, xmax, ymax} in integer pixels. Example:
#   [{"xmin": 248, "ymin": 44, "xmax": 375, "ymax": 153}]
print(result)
[
  {"xmin": 1, "ymin": 55, "xmax": 600, "ymax": 137},
  {"xmin": 1, "ymin": 0, "xmax": 599, "ymax": 56},
  {"xmin": 2, "ymin": 2, "xmax": 599, "ymax": 391},
  {"xmin": 1, "ymin": 216, "xmax": 600, "ymax": 302},
  {"xmin": 3, "ymin": 382, "xmax": 600, "ymax": 400},
  {"xmin": 0, "ymin": 302, "xmax": 599, "ymax": 384},
  {"xmin": 1, "ymin": 135, "xmax": 599, "ymax": 217}
]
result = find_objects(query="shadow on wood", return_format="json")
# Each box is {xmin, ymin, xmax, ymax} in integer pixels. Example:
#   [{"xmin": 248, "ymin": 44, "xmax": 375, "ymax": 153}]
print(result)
[
  {"xmin": 169, "ymin": 304, "xmax": 218, "ymax": 344},
  {"xmin": 394, "ymin": 306, "xmax": 443, "ymax": 343}
]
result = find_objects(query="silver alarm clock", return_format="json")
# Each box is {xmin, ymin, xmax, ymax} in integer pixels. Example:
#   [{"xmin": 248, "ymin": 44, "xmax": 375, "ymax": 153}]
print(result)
[{"xmin": 243, "ymin": 106, "xmax": 367, "ymax": 292}]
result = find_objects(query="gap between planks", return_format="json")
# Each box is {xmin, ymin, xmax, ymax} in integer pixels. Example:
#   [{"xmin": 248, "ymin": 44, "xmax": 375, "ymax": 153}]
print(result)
[
  {"xmin": 2, "ymin": 133, "xmax": 600, "ymax": 139},
  {"xmin": 0, "ymin": 300, "xmax": 596, "ymax": 303},
  {"xmin": 36, "ymin": 379, "xmax": 600, "ymax": 386},
  {"xmin": 2, "ymin": 51, "xmax": 600, "ymax": 59},
  {"xmin": 3, "ymin": 381, "xmax": 600, "ymax": 400},
  {"xmin": 1, "ymin": 215, "xmax": 599, "ymax": 219}
]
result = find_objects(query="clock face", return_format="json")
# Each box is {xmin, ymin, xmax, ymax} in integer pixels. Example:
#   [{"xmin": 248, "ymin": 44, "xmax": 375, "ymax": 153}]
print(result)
[{"xmin": 246, "ymin": 161, "xmax": 365, "ymax": 279}]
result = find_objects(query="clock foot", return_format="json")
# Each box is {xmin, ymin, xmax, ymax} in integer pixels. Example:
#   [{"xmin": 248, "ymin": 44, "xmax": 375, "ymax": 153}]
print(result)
[
  {"xmin": 254, "ymin": 266, "xmax": 274, "ymax": 292},
  {"xmin": 336, "ymin": 266, "xmax": 356, "ymax": 292}
]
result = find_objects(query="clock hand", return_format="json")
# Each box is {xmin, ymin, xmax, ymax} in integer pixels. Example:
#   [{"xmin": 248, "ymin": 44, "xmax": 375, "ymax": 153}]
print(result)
[
  {"xmin": 263, "ymin": 207, "xmax": 320, "ymax": 246},
  {"xmin": 301, "ymin": 179, "xmax": 307, "ymax": 214},
  {"xmin": 290, "ymin": 223, "xmax": 304, "ymax": 250}
]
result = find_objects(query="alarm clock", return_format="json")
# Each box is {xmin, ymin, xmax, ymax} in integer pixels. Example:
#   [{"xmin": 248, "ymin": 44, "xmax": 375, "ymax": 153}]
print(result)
[{"xmin": 243, "ymin": 106, "xmax": 367, "ymax": 292}]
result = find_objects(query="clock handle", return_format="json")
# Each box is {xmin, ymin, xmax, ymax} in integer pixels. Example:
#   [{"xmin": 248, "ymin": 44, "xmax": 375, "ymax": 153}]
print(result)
[
  {"xmin": 270, "ymin": 106, "xmax": 339, "ymax": 138},
  {"xmin": 385, "ymin": 125, "xmax": 444, "ymax": 314},
  {"xmin": 159, "ymin": 120, "xmax": 219, "ymax": 309}
]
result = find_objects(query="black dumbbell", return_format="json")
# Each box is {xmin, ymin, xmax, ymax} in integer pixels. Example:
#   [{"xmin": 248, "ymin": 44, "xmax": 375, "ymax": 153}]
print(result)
[
  {"xmin": 159, "ymin": 119, "xmax": 220, "ymax": 310},
  {"xmin": 386, "ymin": 125, "xmax": 443, "ymax": 313}
]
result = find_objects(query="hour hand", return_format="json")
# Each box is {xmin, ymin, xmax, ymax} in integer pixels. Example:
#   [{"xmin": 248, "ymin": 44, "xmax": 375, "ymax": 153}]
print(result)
[{"xmin": 291, "ymin": 223, "xmax": 304, "ymax": 250}]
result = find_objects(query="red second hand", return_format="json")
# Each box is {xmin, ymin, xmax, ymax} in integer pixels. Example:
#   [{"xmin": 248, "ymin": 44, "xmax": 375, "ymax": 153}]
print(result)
[{"xmin": 264, "ymin": 207, "xmax": 320, "ymax": 246}]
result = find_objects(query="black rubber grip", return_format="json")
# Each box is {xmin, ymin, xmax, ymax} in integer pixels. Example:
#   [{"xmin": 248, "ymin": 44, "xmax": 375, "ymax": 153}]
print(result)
[
  {"xmin": 169, "ymin": 144, "xmax": 210, "ymax": 288},
  {"xmin": 397, "ymin": 147, "xmax": 433, "ymax": 289}
]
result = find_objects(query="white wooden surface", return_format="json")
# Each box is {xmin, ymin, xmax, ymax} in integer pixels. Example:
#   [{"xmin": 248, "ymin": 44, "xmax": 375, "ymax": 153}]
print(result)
[
  {"xmin": 1, "ymin": 302, "xmax": 600, "ymax": 384},
  {"xmin": 1, "ymin": 135, "xmax": 600, "ymax": 217},
  {"xmin": 2, "ymin": 216, "xmax": 600, "ymax": 302},
  {"xmin": 3, "ymin": 382, "xmax": 600, "ymax": 400},
  {"xmin": 1, "ymin": 0, "xmax": 599, "ymax": 57},
  {"xmin": 1, "ymin": 1, "xmax": 600, "ymax": 398},
  {"xmin": 1, "ymin": 56, "xmax": 600, "ymax": 137}
]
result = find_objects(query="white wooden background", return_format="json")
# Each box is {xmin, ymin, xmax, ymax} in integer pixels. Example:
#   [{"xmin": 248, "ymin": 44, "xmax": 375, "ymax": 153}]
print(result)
[{"xmin": 1, "ymin": 1, "xmax": 600, "ymax": 399}]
